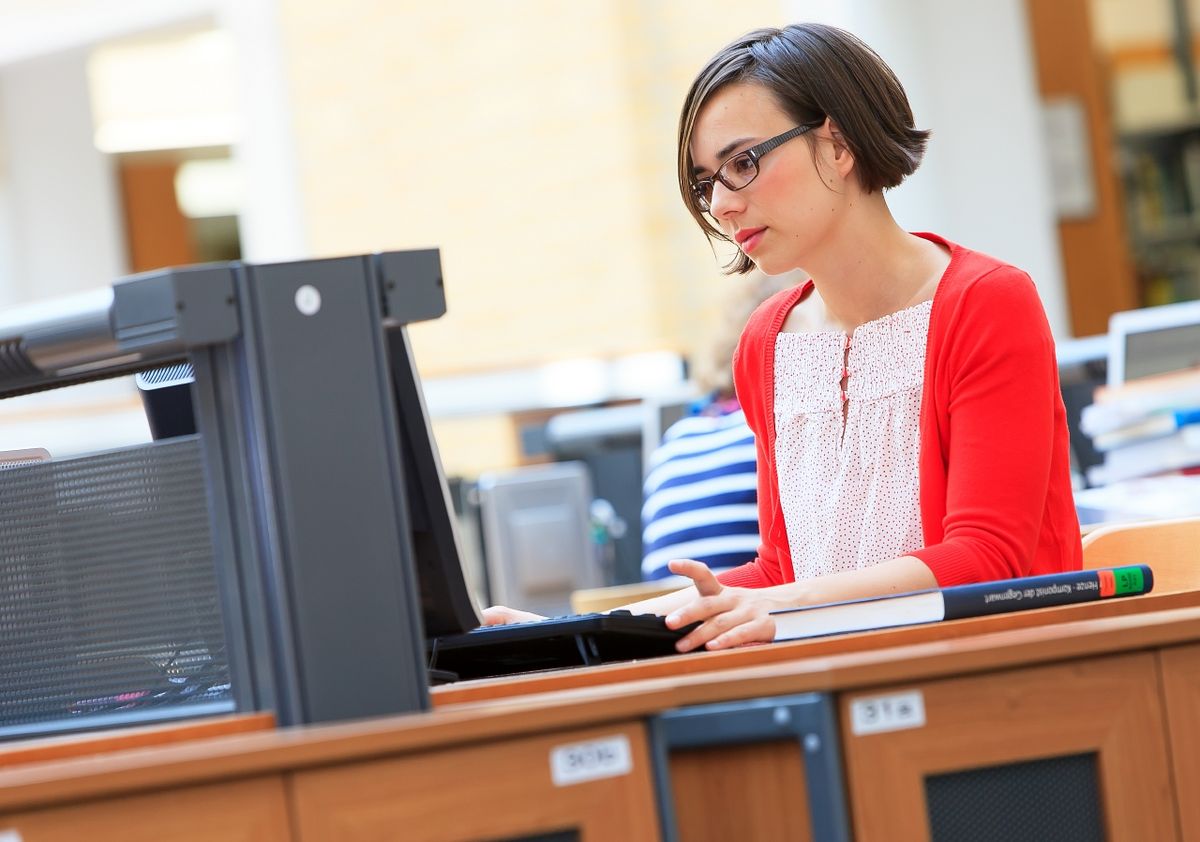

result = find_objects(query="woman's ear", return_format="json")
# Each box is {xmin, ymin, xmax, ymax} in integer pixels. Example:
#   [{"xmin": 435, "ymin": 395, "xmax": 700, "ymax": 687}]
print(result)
[{"xmin": 825, "ymin": 118, "xmax": 856, "ymax": 180}]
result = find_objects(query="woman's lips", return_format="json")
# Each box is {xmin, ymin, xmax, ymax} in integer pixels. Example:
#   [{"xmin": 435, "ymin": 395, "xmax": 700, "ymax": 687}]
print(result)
[{"xmin": 736, "ymin": 227, "xmax": 766, "ymax": 253}]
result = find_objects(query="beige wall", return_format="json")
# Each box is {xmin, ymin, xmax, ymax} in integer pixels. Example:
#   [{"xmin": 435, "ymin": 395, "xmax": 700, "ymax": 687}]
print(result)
[
  {"xmin": 273, "ymin": 1, "xmax": 787, "ymax": 473},
  {"xmin": 276, "ymin": 0, "xmax": 784, "ymax": 373}
]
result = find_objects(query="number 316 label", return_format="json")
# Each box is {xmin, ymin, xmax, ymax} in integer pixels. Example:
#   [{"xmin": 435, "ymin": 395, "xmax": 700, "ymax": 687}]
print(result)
[{"xmin": 550, "ymin": 735, "xmax": 633, "ymax": 786}]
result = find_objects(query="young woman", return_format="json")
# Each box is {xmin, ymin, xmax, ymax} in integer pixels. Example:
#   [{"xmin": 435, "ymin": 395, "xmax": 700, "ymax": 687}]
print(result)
[{"xmin": 484, "ymin": 23, "xmax": 1082, "ymax": 650}]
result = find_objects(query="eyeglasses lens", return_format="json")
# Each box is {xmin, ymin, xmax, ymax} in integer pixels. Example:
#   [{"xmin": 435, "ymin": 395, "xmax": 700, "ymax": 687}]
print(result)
[
  {"xmin": 722, "ymin": 154, "xmax": 758, "ymax": 189},
  {"xmin": 694, "ymin": 153, "xmax": 760, "ymax": 213}
]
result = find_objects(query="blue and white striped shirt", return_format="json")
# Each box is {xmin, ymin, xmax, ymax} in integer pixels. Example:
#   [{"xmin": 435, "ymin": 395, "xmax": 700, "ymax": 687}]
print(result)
[{"xmin": 640, "ymin": 407, "xmax": 760, "ymax": 580}]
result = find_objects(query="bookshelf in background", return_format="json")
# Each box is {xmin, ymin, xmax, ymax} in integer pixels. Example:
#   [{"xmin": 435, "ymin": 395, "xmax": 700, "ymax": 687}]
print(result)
[{"xmin": 1119, "ymin": 119, "xmax": 1200, "ymax": 305}]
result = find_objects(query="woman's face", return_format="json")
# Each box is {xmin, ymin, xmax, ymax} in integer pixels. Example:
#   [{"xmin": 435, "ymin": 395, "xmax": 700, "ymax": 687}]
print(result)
[{"xmin": 688, "ymin": 82, "xmax": 852, "ymax": 275}]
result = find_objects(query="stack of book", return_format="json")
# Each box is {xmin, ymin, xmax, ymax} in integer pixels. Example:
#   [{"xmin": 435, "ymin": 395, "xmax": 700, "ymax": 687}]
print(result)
[{"xmin": 1080, "ymin": 368, "xmax": 1200, "ymax": 486}]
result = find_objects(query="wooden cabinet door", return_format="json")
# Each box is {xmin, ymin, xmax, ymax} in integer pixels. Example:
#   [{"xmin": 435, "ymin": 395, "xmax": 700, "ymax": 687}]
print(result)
[
  {"xmin": 0, "ymin": 776, "xmax": 291, "ymax": 842},
  {"xmin": 1160, "ymin": 643, "xmax": 1200, "ymax": 840},
  {"xmin": 667, "ymin": 740, "xmax": 813, "ymax": 842},
  {"xmin": 840, "ymin": 651, "xmax": 1176, "ymax": 841},
  {"xmin": 290, "ymin": 722, "xmax": 659, "ymax": 841}
]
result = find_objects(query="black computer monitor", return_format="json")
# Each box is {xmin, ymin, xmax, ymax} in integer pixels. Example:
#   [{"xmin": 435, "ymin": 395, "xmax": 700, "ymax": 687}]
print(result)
[
  {"xmin": 384, "ymin": 326, "xmax": 481, "ymax": 637},
  {"xmin": 136, "ymin": 326, "xmax": 480, "ymax": 641},
  {"xmin": 1, "ymin": 251, "xmax": 470, "ymax": 729}
]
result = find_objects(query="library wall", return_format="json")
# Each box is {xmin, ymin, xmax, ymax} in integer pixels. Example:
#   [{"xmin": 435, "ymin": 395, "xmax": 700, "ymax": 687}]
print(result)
[
  {"xmin": 273, "ymin": 1, "xmax": 785, "ymax": 379},
  {"xmin": 271, "ymin": 1, "xmax": 787, "ymax": 474}
]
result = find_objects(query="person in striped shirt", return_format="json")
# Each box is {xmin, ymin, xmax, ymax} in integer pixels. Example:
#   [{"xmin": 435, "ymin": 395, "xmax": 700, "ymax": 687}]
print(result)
[
  {"xmin": 641, "ymin": 272, "xmax": 803, "ymax": 581},
  {"xmin": 640, "ymin": 399, "xmax": 759, "ymax": 580}
]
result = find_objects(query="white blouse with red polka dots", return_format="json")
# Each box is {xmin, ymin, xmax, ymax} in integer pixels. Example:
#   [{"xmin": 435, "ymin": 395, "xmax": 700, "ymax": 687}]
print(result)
[{"xmin": 773, "ymin": 299, "xmax": 932, "ymax": 582}]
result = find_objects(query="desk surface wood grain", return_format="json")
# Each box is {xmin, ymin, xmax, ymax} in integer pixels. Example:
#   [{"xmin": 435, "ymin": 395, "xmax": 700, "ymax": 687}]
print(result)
[{"xmin": 4, "ymin": 602, "xmax": 1200, "ymax": 815}]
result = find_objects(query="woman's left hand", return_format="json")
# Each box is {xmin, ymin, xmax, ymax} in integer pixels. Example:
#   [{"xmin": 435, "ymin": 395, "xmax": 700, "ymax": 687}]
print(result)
[{"xmin": 663, "ymin": 558, "xmax": 788, "ymax": 652}]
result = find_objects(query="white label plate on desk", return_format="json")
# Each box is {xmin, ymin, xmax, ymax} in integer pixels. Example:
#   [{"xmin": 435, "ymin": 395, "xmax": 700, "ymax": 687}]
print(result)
[
  {"xmin": 550, "ymin": 735, "xmax": 632, "ymax": 786},
  {"xmin": 849, "ymin": 690, "xmax": 926, "ymax": 735},
  {"xmin": 0, "ymin": 831, "xmax": 23, "ymax": 842}
]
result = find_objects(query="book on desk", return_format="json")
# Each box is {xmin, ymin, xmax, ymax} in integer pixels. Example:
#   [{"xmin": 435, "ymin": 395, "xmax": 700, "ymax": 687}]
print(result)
[{"xmin": 769, "ymin": 565, "xmax": 1153, "ymax": 642}]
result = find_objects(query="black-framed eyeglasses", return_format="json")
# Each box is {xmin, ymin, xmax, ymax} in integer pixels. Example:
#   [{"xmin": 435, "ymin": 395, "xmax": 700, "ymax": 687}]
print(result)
[{"xmin": 691, "ymin": 120, "xmax": 824, "ymax": 213}]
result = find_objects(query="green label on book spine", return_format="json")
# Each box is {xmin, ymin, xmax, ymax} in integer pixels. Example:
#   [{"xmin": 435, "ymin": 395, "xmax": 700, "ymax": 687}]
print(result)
[{"xmin": 1114, "ymin": 567, "xmax": 1144, "ymax": 595}]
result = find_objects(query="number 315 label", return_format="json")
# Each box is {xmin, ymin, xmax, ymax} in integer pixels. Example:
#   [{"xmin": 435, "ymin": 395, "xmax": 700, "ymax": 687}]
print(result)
[{"xmin": 550, "ymin": 735, "xmax": 633, "ymax": 786}]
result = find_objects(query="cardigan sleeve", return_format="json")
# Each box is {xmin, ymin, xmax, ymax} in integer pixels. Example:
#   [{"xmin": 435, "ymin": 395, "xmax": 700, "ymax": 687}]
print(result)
[{"xmin": 910, "ymin": 268, "xmax": 1060, "ymax": 585}]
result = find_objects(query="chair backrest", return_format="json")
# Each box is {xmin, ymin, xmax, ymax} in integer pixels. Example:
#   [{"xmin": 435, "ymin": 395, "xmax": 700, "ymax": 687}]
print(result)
[
  {"xmin": 570, "ymin": 576, "xmax": 689, "ymax": 614},
  {"xmin": 1081, "ymin": 517, "xmax": 1200, "ymax": 593}
]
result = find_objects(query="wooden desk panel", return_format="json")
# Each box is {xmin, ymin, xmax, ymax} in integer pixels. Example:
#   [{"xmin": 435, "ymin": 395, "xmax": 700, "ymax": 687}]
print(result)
[
  {"xmin": 2, "ymin": 606, "xmax": 1200, "ymax": 842},
  {"xmin": 838, "ymin": 652, "xmax": 1176, "ymax": 841},
  {"xmin": 0, "ymin": 713, "xmax": 274, "ymax": 769},
  {"xmin": 1159, "ymin": 643, "xmax": 1200, "ymax": 841},
  {"xmin": 434, "ymin": 590, "xmax": 1200, "ymax": 707},
  {"xmin": 288, "ymin": 721, "xmax": 659, "ymax": 842},
  {"xmin": 0, "ymin": 775, "xmax": 291, "ymax": 842},
  {"xmin": 669, "ymin": 741, "xmax": 812, "ymax": 842},
  {"xmin": 3, "ymin": 605, "xmax": 1198, "ymax": 820}
]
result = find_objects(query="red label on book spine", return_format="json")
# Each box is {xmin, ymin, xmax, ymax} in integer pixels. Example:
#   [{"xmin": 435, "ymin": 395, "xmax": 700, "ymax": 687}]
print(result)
[{"xmin": 1098, "ymin": 569, "xmax": 1116, "ymax": 597}]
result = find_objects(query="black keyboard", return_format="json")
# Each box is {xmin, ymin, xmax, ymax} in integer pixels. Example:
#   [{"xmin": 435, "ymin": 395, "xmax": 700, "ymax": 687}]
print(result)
[{"xmin": 428, "ymin": 610, "xmax": 698, "ymax": 683}]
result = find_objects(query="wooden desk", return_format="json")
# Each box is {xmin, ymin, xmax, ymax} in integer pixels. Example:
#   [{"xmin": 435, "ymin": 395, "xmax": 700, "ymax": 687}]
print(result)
[
  {"xmin": 441, "ymin": 600, "xmax": 1200, "ymax": 841},
  {"xmin": 0, "ymin": 713, "xmax": 274, "ymax": 769},
  {"xmin": 0, "ymin": 696, "xmax": 666, "ymax": 841},
  {"xmin": 434, "ymin": 589, "xmax": 1200, "ymax": 706},
  {"xmin": 1, "ymin": 603, "xmax": 1198, "ymax": 840}
]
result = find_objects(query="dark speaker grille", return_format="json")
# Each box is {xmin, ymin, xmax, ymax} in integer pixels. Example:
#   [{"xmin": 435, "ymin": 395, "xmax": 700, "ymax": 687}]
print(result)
[
  {"xmin": 0, "ymin": 437, "xmax": 232, "ymax": 738},
  {"xmin": 925, "ymin": 753, "xmax": 1103, "ymax": 842}
]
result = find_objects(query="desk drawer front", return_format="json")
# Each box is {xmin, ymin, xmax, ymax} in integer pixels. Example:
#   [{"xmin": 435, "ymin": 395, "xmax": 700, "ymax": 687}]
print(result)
[{"xmin": 289, "ymin": 722, "xmax": 659, "ymax": 841}]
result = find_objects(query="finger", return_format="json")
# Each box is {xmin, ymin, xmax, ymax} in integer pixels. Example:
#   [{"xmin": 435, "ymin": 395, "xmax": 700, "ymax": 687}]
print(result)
[
  {"xmin": 706, "ymin": 615, "xmax": 776, "ymax": 650},
  {"xmin": 674, "ymin": 607, "xmax": 752, "ymax": 652},
  {"xmin": 665, "ymin": 591, "xmax": 738, "ymax": 630},
  {"xmin": 667, "ymin": 558, "xmax": 721, "ymax": 597},
  {"xmin": 480, "ymin": 606, "xmax": 544, "ymax": 626},
  {"xmin": 480, "ymin": 606, "xmax": 513, "ymax": 626},
  {"xmin": 677, "ymin": 599, "xmax": 775, "ymax": 651},
  {"xmin": 674, "ymin": 620, "xmax": 715, "ymax": 653}
]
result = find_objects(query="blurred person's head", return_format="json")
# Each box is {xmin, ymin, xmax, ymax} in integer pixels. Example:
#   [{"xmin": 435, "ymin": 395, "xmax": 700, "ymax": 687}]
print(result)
[
  {"xmin": 695, "ymin": 270, "xmax": 820, "ymax": 401},
  {"xmin": 677, "ymin": 23, "xmax": 930, "ymax": 275}
]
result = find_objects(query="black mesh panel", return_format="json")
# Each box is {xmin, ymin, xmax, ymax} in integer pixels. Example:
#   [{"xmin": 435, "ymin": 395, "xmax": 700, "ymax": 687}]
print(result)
[
  {"xmin": 0, "ymin": 437, "xmax": 232, "ymax": 738},
  {"xmin": 925, "ymin": 753, "xmax": 1103, "ymax": 842}
]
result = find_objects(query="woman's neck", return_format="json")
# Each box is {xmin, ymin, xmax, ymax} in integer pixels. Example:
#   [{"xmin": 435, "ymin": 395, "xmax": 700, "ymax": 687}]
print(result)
[{"xmin": 803, "ymin": 198, "xmax": 949, "ymax": 333}]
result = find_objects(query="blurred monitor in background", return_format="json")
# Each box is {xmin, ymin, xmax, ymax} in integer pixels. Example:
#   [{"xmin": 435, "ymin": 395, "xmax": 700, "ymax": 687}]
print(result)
[
  {"xmin": 474, "ymin": 461, "xmax": 600, "ymax": 618},
  {"xmin": 1107, "ymin": 299, "xmax": 1200, "ymax": 386}
]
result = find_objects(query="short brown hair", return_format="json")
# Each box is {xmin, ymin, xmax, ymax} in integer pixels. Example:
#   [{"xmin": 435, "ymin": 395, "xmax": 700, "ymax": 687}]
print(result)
[{"xmin": 678, "ymin": 24, "xmax": 931, "ymax": 274}]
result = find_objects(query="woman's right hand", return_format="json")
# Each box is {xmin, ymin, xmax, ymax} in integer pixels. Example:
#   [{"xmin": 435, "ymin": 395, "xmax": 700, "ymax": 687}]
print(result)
[{"xmin": 481, "ymin": 605, "xmax": 547, "ymax": 626}]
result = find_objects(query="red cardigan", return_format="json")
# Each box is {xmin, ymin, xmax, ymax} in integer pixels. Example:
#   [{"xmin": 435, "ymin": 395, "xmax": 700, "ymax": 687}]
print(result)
[{"xmin": 717, "ymin": 232, "xmax": 1082, "ymax": 590}]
